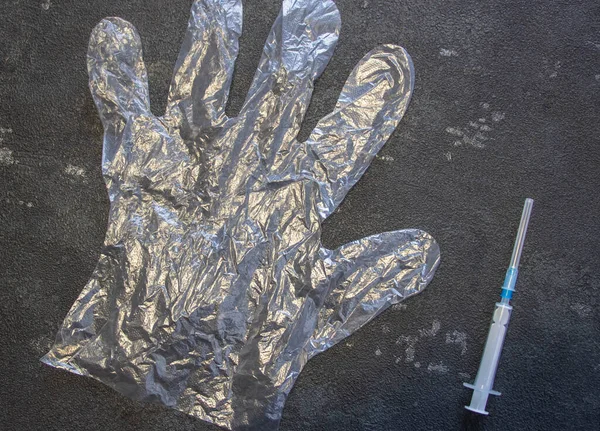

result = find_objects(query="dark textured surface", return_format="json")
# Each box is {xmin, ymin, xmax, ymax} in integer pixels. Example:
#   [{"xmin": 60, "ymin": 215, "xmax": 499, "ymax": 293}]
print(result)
[{"xmin": 1, "ymin": 0, "xmax": 598, "ymax": 430}]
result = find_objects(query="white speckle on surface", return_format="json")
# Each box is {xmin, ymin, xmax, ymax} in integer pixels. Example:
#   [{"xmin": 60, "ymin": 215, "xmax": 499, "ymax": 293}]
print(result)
[
  {"xmin": 481, "ymin": 102, "xmax": 490, "ymax": 110},
  {"xmin": 396, "ymin": 335, "xmax": 417, "ymax": 363},
  {"xmin": 361, "ymin": 0, "xmax": 369, "ymax": 8},
  {"xmin": 459, "ymin": 372, "xmax": 471, "ymax": 379},
  {"xmin": 445, "ymin": 127, "xmax": 463, "ymax": 137},
  {"xmin": 595, "ymin": 74, "xmax": 600, "ymax": 81},
  {"xmin": 478, "ymin": 118, "xmax": 486, "ymax": 123},
  {"xmin": 41, "ymin": 0, "xmax": 51, "ymax": 10},
  {"xmin": 345, "ymin": 340, "xmax": 354, "ymax": 348},
  {"xmin": 0, "ymin": 147, "xmax": 15, "ymax": 166},
  {"xmin": 571, "ymin": 303, "xmax": 593, "ymax": 318},
  {"xmin": 0, "ymin": 127, "xmax": 11, "ymax": 144},
  {"xmin": 375, "ymin": 347, "xmax": 382, "ymax": 356},
  {"xmin": 419, "ymin": 320, "xmax": 441, "ymax": 338},
  {"xmin": 64, "ymin": 164, "xmax": 87, "ymax": 179},
  {"xmin": 446, "ymin": 119, "xmax": 492, "ymax": 149},
  {"xmin": 392, "ymin": 303, "xmax": 407, "ymax": 311},
  {"xmin": 491, "ymin": 111, "xmax": 505, "ymax": 122},
  {"xmin": 376, "ymin": 154, "xmax": 395, "ymax": 162},
  {"xmin": 381, "ymin": 324, "xmax": 391, "ymax": 334},
  {"xmin": 395, "ymin": 357, "xmax": 401, "ymax": 364},
  {"xmin": 427, "ymin": 362, "xmax": 449, "ymax": 373},
  {"xmin": 394, "ymin": 320, "xmax": 445, "ymax": 366},
  {"xmin": 587, "ymin": 41, "xmax": 600, "ymax": 50},
  {"xmin": 29, "ymin": 335, "xmax": 53, "ymax": 354},
  {"xmin": 462, "ymin": 132, "xmax": 487, "ymax": 149},
  {"xmin": 541, "ymin": 59, "xmax": 562, "ymax": 79},
  {"xmin": 9, "ymin": 199, "xmax": 35, "ymax": 208},
  {"xmin": 439, "ymin": 48, "xmax": 458, "ymax": 57},
  {"xmin": 414, "ymin": 362, "xmax": 421, "ymax": 368},
  {"xmin": 445, "ymin": 330, "xmax": 468, "ymax": 355},
  {"xmin": 444, "ymin": 152, "xmax": 452, "ymax": 162}
]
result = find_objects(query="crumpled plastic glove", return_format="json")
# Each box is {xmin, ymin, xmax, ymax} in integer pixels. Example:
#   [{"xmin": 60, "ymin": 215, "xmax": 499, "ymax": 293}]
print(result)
[{"xmin": 42, "ymin": 0, "xmax": 440, "ymax": 429}]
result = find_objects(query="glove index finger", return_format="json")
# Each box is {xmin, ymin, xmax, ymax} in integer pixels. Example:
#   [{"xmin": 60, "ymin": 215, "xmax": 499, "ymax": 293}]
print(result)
[
  {"xmin": 306, "ymin": 45, "xmax": 415, "ymax": 218},
  {"xmin": 88, "ymin": 18, "xmax": 151, "ymax": 170}
]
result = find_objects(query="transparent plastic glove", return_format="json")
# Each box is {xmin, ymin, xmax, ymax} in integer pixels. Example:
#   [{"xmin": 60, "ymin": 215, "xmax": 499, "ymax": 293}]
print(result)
[{"xmin": 42, "ymin": 1, "xmax": 440, "ymax": 429}]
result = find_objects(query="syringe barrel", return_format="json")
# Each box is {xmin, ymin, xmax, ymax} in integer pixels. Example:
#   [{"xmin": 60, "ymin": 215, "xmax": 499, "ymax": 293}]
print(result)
[
  {"xmin": 473, "ymin": 303, "xmax": 512, "ymax": 391},
  {"xmin": 465, "ymin": 303, "xmax": 512, "ymax": 414}
]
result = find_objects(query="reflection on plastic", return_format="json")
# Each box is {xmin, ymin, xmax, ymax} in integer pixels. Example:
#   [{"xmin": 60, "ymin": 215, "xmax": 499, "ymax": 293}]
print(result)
[{"xmin": 42, "ymin": 1, "xmax": 440, "ymax": 429}]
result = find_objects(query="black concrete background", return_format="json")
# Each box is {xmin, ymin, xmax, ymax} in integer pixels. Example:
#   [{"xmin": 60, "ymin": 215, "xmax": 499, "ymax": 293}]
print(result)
[{"xmin": 1, "ymin": 0, "xmax": 599, "ymax": 430}]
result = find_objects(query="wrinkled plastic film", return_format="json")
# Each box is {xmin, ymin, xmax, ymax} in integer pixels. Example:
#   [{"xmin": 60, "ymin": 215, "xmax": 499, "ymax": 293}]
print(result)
[{"xmin": 42, "ymin": 1, "xmax": 440, "ymax": 430}]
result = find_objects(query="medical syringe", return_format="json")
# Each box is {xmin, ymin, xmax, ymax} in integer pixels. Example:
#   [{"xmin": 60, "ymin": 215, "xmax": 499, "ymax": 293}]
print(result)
[{"xmin": 464, "ymin": 198, "xmax": 534, "ymax": 415}]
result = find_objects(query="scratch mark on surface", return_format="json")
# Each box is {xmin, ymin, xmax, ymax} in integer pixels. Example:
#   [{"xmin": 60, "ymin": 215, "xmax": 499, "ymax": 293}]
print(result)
[
  {"xmin": 458, "ymin": 372, "xmax": 471, "ymax": 379},
  {"xmin": 445, "ymin": 330, "xmax": 468, "ymax": 355}
]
